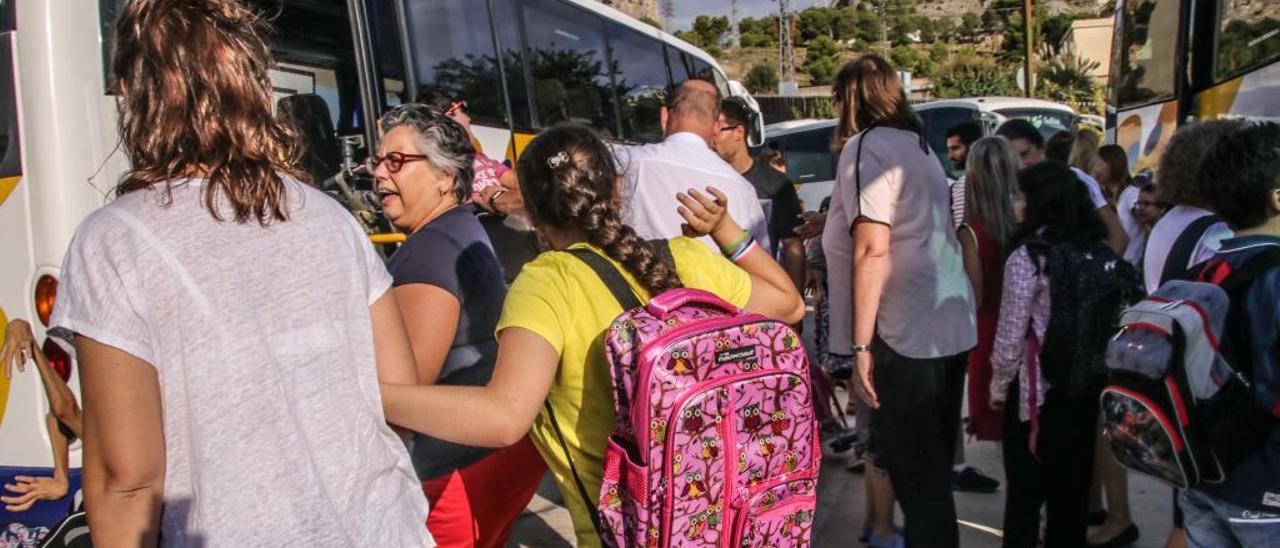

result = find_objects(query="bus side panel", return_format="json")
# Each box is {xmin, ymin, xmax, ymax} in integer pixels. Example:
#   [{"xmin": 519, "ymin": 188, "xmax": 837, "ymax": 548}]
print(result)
[
  {"xmin": 1195, "ymin": 62, "xmax": 1280, "ymax": 122},
  {"xmin": 1111, "ymin": 100, "xmax": 1178, "ymax": 175}
]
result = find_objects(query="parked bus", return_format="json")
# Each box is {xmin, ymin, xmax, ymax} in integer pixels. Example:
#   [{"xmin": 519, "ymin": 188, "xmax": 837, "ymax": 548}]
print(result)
[
  {"xmin": 0, "ymin": 0, "xmax": 754, "ymax": 539},
  {"xmin": 1107, "ymin": 0, "xmax": 1280, "ymax": 173}
]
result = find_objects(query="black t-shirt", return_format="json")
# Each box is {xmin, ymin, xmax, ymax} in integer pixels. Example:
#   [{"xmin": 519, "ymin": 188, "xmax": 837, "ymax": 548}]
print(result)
[
  {"xmin": 742, "ymin": 160, "xmax": 803, "ymax": 246},
  {"xmin": 387, "ymin": 205, "xmax": 507, "ymax": 479}
]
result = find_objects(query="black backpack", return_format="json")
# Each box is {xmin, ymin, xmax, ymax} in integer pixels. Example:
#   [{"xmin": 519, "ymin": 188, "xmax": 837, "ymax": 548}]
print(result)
[{"xmin": 1028, "ymin": 238, "xmax": 1144, "ymax": 397}]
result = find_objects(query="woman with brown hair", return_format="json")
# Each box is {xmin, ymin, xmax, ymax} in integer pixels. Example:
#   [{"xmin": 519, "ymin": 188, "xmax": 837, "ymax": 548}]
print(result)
[
  {"xmin": 48, "ymin": 1, "xmax": 429, "ymax": 545},
  {"xmin": 379, "ymin": 123, "xmax": 805, "ymax": 547},
  {"xmin": 821, "ymin": 54, "xmax": 975, "ymax": 548}
]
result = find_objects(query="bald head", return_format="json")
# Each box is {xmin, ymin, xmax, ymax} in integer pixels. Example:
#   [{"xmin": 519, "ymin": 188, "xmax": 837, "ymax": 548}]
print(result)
[{"xmin": 664, "ymin": 78, "xmax": 721, "ymax": 143}]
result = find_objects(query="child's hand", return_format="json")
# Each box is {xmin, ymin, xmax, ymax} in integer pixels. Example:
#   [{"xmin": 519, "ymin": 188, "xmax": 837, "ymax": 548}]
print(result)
[
  {"xmin": 676, "ymin": 187, "xmax": 730, "ymax": 239},
  {"xmin": 2, "ymin": 319, "xmax": 35, "ymax": 379}
]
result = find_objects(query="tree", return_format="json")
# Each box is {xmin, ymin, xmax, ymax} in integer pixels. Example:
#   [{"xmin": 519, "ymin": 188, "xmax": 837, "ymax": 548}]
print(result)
[
  {"xmin": 744, "ymin": 62, "xmax": 780, "ymax": 94},
  {"xmin": 934, "ymin": 52, "xmax": 1019, "ymax": 98},
  {"xmin": 802, "ymin": 35, "xmax": 842, "ymax": 86},
  {"xmin": 690, "ymin": 15, "xmax": 731, "ymax": 48},
  {"xmin": 959, "ymin": 12, "xmax": 982, "ymax": 42},
  {"xmin": 738, "ymin": 16, "xmax": 777, "ymax": 48},
  {"xmin": 890, "ymin": 45, "xmax": 936, "ymax": 77},
  {"xmin": 1037, "ymin": 42, "xmax": 1100, "ymax": 108}
]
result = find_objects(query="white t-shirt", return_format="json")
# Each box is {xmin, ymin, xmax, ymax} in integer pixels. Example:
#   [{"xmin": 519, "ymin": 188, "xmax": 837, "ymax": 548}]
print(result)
[
  {"xmin": 1143, "ymin": 205, "xmax": 1234, "ymax": 292},
  {"xmin": 50, "ymin": 178, "xmax": 431, "ymax": 547},
  {"xmin": 1072, "ymin": 167, "xmax": 1110, "ymax": 209},
  {"xmin": 618, "ymin": 132, "xmax": 772, "ymax": 255},
  {"xmin": 1116, "ymin": 184, "xmax": 1146, "ymax": 265},
  {"xmin": 822, "ymin": 127, "xmax": 976, "ymax": 359}
]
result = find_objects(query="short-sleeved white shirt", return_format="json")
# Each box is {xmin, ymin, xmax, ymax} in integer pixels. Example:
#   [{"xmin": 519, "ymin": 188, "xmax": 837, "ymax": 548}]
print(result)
[
  {"xmin": 50, "ymin": 178, "xmax": 431, "ymax": 547},
  {"xmin": 618, "ymin": 132, "xmax": 772, "ymax": 255},
  {"xmin": 1143, "ymin": 205, "xmax": 1234, "ymax": 292},
  {"xmin": 822, "ymin": 128, "xmax": 977, "ymax": 359}
]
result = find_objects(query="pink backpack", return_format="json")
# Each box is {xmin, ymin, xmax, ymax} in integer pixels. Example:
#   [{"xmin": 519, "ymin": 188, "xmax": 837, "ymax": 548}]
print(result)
[{"xmin": 560, "ymin": 248, "xmax": 819, "ymax": 548}]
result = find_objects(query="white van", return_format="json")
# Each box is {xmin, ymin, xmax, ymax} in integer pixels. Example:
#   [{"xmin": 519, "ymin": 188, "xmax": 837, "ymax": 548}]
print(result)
[{"xmin": 759, "ymin": 97, "xmax": 1078, "ymax": 210}]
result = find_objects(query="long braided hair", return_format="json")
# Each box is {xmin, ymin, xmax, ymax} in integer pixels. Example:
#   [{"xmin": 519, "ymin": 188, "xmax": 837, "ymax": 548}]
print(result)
[{"xmin": 516, "ymin": 124, "xmax": 681, "ymax": 296}]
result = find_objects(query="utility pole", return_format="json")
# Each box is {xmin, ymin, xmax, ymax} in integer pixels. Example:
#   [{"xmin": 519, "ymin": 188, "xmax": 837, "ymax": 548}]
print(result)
[
  {"xmin": 661, "ymin": 0, "xmax": 675, "ymax": 31},
  {"xmin": 730, "ymin": 0, "xmax": 741, "ymax": 49},
  {"xmin": 1023, "ymin": 0, "xmax": 1034, "ymax": 97},
  {"xmin": 777, "ymin": 0, "xmax": 798, "ymax": 95},
  {"xmin": 878, "ymin": 0, "xmax": 888, "ymax": 48}
]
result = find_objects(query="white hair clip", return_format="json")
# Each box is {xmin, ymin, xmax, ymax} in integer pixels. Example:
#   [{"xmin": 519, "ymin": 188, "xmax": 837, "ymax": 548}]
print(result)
[{"xmin": 547, "ymin": 151, "xmax": 570, "ymax": 169}]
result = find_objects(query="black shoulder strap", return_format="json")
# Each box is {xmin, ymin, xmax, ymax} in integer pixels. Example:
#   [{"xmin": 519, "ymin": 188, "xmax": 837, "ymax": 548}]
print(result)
[
  {"xmin": 542, "ymin": 400, "xmax": 603, "ymax": 536},
  {"xmin": 1161, "ymin": 214, "xmax": 1223, "ymax": 284},
  {"xmin": 854, "ymin": 126, "xmax": 873, "ymax": 198},
  {"xmin": 566, "ymin": 248, "xmax": 643, "ymax": 311},
  {"xmin": 1217, "ymin": 247, "xmax": 1280, "ymax": 294},
  {"xmin": 541, "ymin": 242, "xmax": 674, "ymax": 538}
]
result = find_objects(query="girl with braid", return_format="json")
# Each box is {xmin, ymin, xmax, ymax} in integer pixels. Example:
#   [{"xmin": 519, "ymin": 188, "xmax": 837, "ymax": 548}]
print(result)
[{"xmin": 380, "ymin": 123, "xmax": 805, "ymax": 546}]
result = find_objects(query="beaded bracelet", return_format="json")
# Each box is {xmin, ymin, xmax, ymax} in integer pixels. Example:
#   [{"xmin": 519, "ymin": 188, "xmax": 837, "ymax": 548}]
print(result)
[
  {"xmin": 729, "ymin": 239, "xmax": 758, "ymax": 263},
  {"xmin": 720, "ymin": 230, "xmax": 751, "ymax": 257}
]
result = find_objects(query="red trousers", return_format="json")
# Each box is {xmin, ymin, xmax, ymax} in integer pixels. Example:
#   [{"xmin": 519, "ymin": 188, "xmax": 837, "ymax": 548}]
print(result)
[{"xmin": 422, "ymin": 436, "xmax": 546, "ymax": 548}]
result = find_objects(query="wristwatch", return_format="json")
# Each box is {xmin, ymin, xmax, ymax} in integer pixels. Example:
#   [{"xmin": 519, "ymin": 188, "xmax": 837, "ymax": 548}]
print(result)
[{"xmin": 852, "ymin": 344, "xmax": 871, "ymax": 355}]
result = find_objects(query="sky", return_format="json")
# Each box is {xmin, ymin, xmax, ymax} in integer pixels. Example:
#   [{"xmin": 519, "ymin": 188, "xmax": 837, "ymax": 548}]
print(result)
[{"xmin": 671, "ymin": 0, "xmax": 830, "ymax": 32}]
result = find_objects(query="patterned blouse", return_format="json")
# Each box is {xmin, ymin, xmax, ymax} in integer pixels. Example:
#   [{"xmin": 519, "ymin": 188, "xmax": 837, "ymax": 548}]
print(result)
[{"xmin": 990, "ymin": 245, "xmax": 1052, "ymax": 422}]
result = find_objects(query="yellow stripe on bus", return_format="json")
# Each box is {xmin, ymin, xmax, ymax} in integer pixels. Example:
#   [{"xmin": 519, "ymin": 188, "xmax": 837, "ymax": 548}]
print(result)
[
  {"xmin": 1197, "ymin": 77, "xmax": 1244, "ymax": 121},
  {"xmin": 0, "ymin": 306, "xmax": 9, "ymax": 428},
  {"xmin": 0, "ymin": 175, "xmax": 19, "ymax": 207},
  {"xmin": 370, "ymin": 233, "xmax": 406, "ymax": 244}
]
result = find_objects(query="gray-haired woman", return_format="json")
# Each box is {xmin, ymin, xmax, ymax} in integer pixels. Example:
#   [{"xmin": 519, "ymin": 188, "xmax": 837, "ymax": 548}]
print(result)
[{"xmin": 371, "ymin": 104, "xmax": 545, "ymax": 546}]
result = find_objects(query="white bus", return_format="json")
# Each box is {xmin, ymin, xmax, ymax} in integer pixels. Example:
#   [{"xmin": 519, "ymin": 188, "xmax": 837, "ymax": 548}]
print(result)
[{"xmin": 0, "ymin": 0, "xmax": 754, "ymax": 539}]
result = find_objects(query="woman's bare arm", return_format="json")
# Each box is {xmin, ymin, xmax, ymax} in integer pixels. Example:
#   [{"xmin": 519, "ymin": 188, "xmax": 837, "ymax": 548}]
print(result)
[
  {"xmin": 380, "ymin": 327, "xmax": 558, "ymax": 447},
  {"xmin": 77, "ymin": 335, "xmax": 165, "ymax": 547},
  {"xmin": 392, "ymin": 284, "xmax": 461, "ymax": 386}
]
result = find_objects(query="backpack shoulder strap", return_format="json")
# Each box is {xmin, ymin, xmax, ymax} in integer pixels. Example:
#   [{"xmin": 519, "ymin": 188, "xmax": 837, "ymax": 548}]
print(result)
[
  {"xmin": 566, "ymin": 248, "xmax": 643, "ymax": 311},
  {"xmin": 1214, "ymin": 247, "xmax": 1280, "ymax": 294},
  {"xmin": 1161, "ymin": 214, "xmax": 1223, "ymax": 285}
]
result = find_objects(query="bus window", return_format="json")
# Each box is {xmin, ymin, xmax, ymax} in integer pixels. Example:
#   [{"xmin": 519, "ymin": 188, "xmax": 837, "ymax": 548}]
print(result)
[
  {"xmin": 1, "ymin": 34, "xmax": 19, "ymax": 178},
  {"xmin": 1214, "ymin": 0, "xmax": 1280, "ymax": 82},
  {"xmin": 1114, "ymin": 0, "xmax": 1180, "ymax": 107},
  {"xmin": 609, "ymin": 25, "xmax": 669, "ymax": 142},
  {"xmin": 669, "ymin": 49, "xmax": 696, "ymax": 84},
  {"xmin": 401, "ymin": 0, "xmax": 511, "ymax": 125},
  {"xmin": 2, "ymin": 0, "xmax": 13, "ymax": 32},
  {"xmin": 369, "ymin": 0, "xmax": 407, "ymax": 109},
  {"xmin": 521, "ymin": 0, "xmax": 617, "ymax": 134}
]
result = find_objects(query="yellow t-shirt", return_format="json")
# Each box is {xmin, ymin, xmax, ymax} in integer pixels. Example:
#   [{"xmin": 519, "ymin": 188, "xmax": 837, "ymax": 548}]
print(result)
[{"xmin": 496, "ymin": 237, "xmax": 751, "ymax": 547}]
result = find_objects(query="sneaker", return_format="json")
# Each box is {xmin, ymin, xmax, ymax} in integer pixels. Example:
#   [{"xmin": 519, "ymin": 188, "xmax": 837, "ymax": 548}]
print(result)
[
  {"xmin": 950, "ymin": 466, "xmax": 1000, "ymax": 493},
  {"xmin": 1087, "ymin": 523, "xmax": 1140, "ymax": 548},
  {"xmin": 867, "ymin": 532, "xmax": 905, "ymax": 548}
]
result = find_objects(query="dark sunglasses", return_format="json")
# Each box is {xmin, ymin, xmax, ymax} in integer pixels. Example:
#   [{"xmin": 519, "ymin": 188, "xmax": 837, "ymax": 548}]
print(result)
[
  {"xmin": 719, "ymin": 125, "xmax": 742, "ymax": 132},
  {"xmin": 367, "ymin": 151, "xmax": 429, "ymax": 174}
]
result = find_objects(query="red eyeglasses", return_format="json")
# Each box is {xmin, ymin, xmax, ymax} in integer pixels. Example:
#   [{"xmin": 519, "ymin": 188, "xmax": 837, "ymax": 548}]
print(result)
[{"xmin": 367, "ymin": 151, "xmax": 429, "ymax": 174}]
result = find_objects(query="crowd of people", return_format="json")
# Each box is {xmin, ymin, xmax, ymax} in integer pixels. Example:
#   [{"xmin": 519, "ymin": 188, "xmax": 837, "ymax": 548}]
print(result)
[{"xmin": 2, "ymin": 1, "xmax": 1277, "ymax": 548}]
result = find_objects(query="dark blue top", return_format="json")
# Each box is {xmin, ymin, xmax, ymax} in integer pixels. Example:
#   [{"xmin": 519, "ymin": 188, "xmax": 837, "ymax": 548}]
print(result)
[
  {"xmin": 387, "ymin": 205, "xmax": 506, "ymax": 479},
  {"xmin": 1200, "ymin": 235, "xmax": 1280, "ymax": 511}
]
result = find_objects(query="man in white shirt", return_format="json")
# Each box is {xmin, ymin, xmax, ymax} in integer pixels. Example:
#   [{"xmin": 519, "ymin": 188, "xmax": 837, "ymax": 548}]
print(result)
[{"xmin": 618, "ymin": 78, "xmax": 771, "ymax": 254}]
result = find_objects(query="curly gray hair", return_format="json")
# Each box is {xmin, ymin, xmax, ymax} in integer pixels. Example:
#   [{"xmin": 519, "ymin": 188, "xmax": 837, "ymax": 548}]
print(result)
[{"xmin": 378, "ymin": 103, "xmax": 475, "ymax": 203}]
